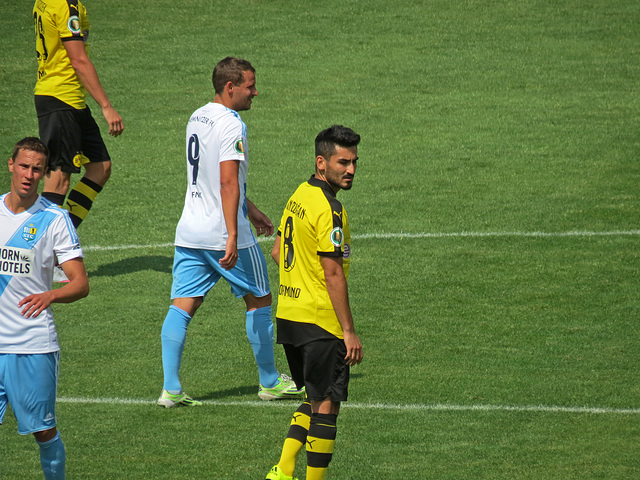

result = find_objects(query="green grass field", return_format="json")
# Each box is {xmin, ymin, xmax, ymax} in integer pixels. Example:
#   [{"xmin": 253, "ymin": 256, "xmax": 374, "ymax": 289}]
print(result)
[{"xmin": 1, "ymin": 0, "xmax": 639, "ymax": 478}]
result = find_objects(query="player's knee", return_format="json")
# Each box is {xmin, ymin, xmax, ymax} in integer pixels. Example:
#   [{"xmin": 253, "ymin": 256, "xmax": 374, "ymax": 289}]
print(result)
[
  {"xmin": 85, "ymin": 160, "xmax": 111, "ymax": 186},
  {"xmin": 44, "ymin": 169, "xmax": 71, "ymax": 194},
  {"xmin": 245, "ymin": 292, "xmax": 271, "ymax": 310},
  {"xmin": 102, "ymin": 161, "xmax": 112, "ymax": 181},
  {"xmin": 33, "ymin": 427, "xmax": 57, "ymax": 443},
  {"xmin": 171, "ymin": 297, "xmax": 202, "ymax": 317}
]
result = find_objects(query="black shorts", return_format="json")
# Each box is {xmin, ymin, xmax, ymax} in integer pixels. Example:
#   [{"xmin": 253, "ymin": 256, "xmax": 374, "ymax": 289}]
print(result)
[
  {"xmin": 283, "ymin": 337, "xmax": 350, "ymax": 402},
  {"xmin": 35, "ymin": 96, "xmax": 110, "ymax": 174}
]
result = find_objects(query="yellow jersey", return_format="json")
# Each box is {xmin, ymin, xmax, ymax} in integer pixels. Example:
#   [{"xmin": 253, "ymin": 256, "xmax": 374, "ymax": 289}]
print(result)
[
  {"xmin": 33, "ymin": 0, "xmax": 89, "ymax": 109},
  {"xmin": 275, "ymin": 176, "xmax": 351, "ymax": 339}
]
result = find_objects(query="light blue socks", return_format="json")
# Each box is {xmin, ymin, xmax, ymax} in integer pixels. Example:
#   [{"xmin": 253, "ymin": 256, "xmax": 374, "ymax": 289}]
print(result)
[
  {"xmin": 38, "ymin": 431, "xmax": 65, "ymax": 480},
  {"xmin": 161, "ymin": 305, "xmax": 192, "ymax": 393},
  {"xmin": 245, "ymin": 306, "xmax": 278, "ymax": 388}
]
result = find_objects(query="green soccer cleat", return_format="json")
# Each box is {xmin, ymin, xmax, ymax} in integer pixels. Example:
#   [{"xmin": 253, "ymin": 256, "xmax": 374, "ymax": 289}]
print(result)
[
  {"xmin": 265, "ymin": 465, "xmax": 299, "ymax": 480},
  {"xmin": 258, "ymin": 373, "xmax": 305, "ymax": 401},
  {"xmin": 157, "ymin": 389, "xmax": 202, "ymax": 408}
]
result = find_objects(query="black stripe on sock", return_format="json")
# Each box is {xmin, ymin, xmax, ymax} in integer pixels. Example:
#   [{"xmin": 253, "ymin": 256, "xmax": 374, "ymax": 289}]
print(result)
[
  {"xmin": 80, "ymin": 176, "xmax": 103, "ymax": 193},
  {"xmin": 41, "ymin": 192, "xmax": 66, "ymax": 206}
]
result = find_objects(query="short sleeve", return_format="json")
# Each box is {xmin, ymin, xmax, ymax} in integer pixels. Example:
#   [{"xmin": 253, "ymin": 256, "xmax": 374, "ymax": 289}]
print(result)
[
  {"xmin": 316, "ymin": 204, "xmax": 344, "ymax": 257},
  {"xmin": 52, "ymin": 214, "xmax": 84, "ymax": 264},
  {"xmin": 218, "ymin": 117, "xmax": 245, "ymax": 163},
  {"xmin": 54, "ymin": 0, "xmax": 84, "ymax": 40}
]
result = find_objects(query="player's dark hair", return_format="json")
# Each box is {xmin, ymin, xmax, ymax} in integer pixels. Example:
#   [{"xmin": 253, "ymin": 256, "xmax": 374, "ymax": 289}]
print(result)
[
  {"xmin": 212, "ymin": 57, "xmax": 255, "ymax": 95},
  {"xmin": 12, "ymin": 137, "xmax": 49, "ymax": 161},
  {"xmin": 315, "ymin": 125, "xmax": 360, "ymax": 160}
]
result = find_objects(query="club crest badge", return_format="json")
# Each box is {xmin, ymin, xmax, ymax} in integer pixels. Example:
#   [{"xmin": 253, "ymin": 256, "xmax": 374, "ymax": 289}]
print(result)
[
  {"xmin": 73, "ymin": 153, "xmax": 89, "ymax": 168},
  {"xmin": 22, "ymin": 224, "xmax": 37, "ymax": 242}
]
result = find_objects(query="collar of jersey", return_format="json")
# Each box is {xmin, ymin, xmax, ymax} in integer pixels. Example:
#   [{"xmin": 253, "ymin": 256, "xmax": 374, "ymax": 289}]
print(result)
[{"xmin": 307, "ymin": 175, "xmax": 337, "ymax": 197}]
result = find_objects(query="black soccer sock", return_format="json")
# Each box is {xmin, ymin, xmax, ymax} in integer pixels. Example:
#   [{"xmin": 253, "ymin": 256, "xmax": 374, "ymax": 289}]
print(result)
[
  {"xmin": 65, "ymin": 177, "xmax": 103, "ymax": 228},
  {"xmin": 41, "ymin": 192, "xmax": 66, "ymax": 207}
]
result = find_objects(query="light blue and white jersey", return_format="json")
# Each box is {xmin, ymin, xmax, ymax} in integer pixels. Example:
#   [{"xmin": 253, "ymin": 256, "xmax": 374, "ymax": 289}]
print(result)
[
  {"xmin": 0, "ymin": 194, "xmax": 83, "ymax": 354},
  {"xmin": 175, "ymin": 102, "xmax": 257, "ymax": 250}
]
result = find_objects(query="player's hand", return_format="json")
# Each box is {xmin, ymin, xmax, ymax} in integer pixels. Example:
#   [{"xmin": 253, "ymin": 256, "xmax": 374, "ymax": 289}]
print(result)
[
  {"xmin": 220, "ymin": 236, "xmax": 238, "ymax": 270},
  {"xmin": 18, "ymin": 292, "xmax": 54, "ymax": 319},
  {"xmin": 343, "ymin": 331, "xmax": 363, "ymax": 366},
  {"xmin": 248, "ymin": 208, "xmax": 274, "ymax": 237},
  {"xmin": 103, "ymin": 105, "xmax": 124, "ymax": 137}
]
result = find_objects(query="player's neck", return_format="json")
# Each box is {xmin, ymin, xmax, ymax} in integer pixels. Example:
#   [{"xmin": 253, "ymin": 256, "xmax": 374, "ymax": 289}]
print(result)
[
  {"xmin": 314, "ymin": 173, "xmax": 340, "ymax": 195},
  {"xmin": 4, "ymin": 192, "xmax": 38, "ymax": 214},
  {"xmin": 213, "ymin": 94, "xmax": 236, "ymax": 111}
]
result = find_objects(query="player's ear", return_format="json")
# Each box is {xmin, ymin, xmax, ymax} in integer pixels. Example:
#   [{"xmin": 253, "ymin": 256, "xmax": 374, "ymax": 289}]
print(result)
[{"xmin": 316, "ymin": 155, "xmax": 326, "ymax": 173}]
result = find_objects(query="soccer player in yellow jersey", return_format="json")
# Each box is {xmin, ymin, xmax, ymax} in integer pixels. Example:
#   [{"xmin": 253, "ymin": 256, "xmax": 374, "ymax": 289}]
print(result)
[
  {"xmin": 33, "ymin": 0, "xmax": 123, "ymax": 229},
  {"xmin": 266, "ymin": 125, "xmax": 364, "ymax": 480}
]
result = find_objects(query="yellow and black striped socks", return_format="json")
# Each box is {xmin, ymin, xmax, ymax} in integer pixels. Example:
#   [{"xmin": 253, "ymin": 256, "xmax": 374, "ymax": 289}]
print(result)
[
  {"xmin": 306, "ymin": 413, "xmax": 337, "ymax": 480},
  {"xmin": 277, "ymin": 401, "xmax": 311, "ymax": 477},
  {"xmin": 65, "ymin": 177, "xmax": 103, "ymax": 228}
]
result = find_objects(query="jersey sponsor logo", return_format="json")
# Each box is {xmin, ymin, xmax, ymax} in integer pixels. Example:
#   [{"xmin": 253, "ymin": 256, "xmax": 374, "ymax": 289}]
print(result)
[
  {"xmin": 343, "ymin": 242, "xmax": 351, "ymax": 259},
  {"xmin": 0, "ymin": 247, "xmax": 34, "ymax": 277},
  {"xmin": 279, "ymin": 283, "xmax": 301, "ymax": 299},
  {"xmin": 234, "ymin": 138, "xmax": 244, "ymax": 154},
  {"xmin": 330, "ymin": 227, "xmax": 343, "ymax": 247},
  {"xmin": 67, "ymin": 15, "xmax": 81, "ymax": 34}
]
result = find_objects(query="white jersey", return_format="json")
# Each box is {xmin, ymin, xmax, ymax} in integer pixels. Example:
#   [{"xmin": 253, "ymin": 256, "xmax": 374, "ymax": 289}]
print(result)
[
  {"xmin": 174, "ymin": 102, "xmax": 257, "ymax": 250},
  {"xmin": 0, "ymin": 195, "xmax": 83, "ymax": 354}
]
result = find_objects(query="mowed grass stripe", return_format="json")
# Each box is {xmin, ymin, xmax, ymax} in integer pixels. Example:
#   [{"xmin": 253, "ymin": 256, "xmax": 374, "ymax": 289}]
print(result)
[
  {"xmin": 56, "ymin": 397, "xmax": 640, "ymax": 415},
  {"xmin": 82, "ymin": 229, "xmax": 640, "ymax": 252}
]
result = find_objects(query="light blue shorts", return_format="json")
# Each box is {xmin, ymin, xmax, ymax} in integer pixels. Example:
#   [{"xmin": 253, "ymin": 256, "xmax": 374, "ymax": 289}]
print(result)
[
  {"xmin": 0, "ymin": 352, "xmax": 59, "ymax": 435},
  {"xmin": 171, "ymin": 244, "xmax": 271, "ymax": 300}
]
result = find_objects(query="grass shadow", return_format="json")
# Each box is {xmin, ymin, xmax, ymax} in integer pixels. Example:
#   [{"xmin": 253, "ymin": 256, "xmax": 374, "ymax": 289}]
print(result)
[{"xmin": 89, "ymin": 255, "xmax": 173, "ymax": 277}]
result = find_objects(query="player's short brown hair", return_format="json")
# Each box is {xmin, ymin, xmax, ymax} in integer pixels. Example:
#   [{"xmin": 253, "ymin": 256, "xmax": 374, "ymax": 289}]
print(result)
[
  {"xmin": 212, "ymin": 57, "xmax": 255, "ymax": 95},
  {"xmin": 12, "ymin": 137, "xmax": 49, "ymax": 162}
]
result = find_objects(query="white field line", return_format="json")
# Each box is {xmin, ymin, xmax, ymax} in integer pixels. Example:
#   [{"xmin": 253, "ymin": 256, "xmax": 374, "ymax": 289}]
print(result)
[
  {"xmin": 83, "ymin": 230, "xmax": 640, "ymax": 252},
  {"xmin": 76, "ymin": 230, "xmax": 640, "ymax": 417},
  {"xmin": 56, "ymin": 397, "xmax": 640, "ymax": 415}
]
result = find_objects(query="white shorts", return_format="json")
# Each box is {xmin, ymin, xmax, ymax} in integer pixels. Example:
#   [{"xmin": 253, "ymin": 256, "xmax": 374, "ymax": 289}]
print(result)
[
  {"xmin": 171, "ymin": 244, "xmax": 270, "ymax": 300},
  {"xmin": 0, "ymin": 352, "xmax": 59, "ymax": 434}
]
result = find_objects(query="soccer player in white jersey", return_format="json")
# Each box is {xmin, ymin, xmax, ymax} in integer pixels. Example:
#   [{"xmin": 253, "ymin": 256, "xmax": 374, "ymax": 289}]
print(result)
[
  {"xmin": 0, "ymin": 137, "xmax": 89, "ymax": 480},
  {"xmin": 158, "ymin": 57, "xmax": 301, "ymax": 407}
]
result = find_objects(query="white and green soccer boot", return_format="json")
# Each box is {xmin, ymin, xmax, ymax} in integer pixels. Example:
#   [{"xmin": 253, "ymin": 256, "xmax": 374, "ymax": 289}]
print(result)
[
  {"xmin": 157, "ymin": 389, "xmax": 202, "ymax": 408},
  {"xmin": 258, "ymin": 374, "xmax": 305, "ymax": 401}
]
